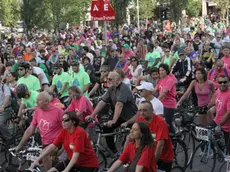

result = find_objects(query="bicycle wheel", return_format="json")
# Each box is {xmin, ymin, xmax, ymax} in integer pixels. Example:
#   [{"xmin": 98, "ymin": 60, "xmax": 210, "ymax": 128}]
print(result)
[
  {"xmin": 190, "ymin": 141, "xmax": 216, "ymax": 172},
  {"xmin": 97, "ymin": 150, "xmax": 107, "ymax": 170},
  {"xmin": 219, "ymin": 161, "xmax": 227, "ymax": 172},
  {"xmin": 170, "ymin": 165, "xmax": 184, "ymax": 172},
  {"xmin": 172, "ymin": 138, "xmax": 188, "ymax": 169},
  {"xmin": 0, "ymin": 141, "xmax": 8, "ymax": 170},
  {"xmin": 182, "ymin": 127, "xmax": 196, "ymax": 164}
]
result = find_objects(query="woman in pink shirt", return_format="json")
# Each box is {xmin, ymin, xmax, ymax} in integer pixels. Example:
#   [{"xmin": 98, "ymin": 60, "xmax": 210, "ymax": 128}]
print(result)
[
  {"xmin": 152, "ymin": 64, "xmax": 177, "ymax": 132},
  {"xmin": 177, "ymin": 68, "xmax": 215, "ymax": 125},
  {"xmin": 65, "ymin": 86, "xmax": 93, "ymax": 124},
  {"xmin": 221, "ymin": 46, "xmax": 230, "ymax": 69}
]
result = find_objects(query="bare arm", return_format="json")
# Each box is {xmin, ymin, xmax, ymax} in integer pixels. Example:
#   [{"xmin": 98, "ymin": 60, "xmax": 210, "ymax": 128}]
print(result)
[
  {"xmin": 17, "ymin": 125, "xmax": 36, "ymax": 150},
  {"xmin": 91, "ymin": 100, "xmax": 106, "ymax": 117},
  {"xmin": 219, "ymin": 111, "xmax": 230, "ymax": 126},
  {"xmin": 177, "ymin": 80, "xmax": 196, "ymax": 105},
  {"xmin": 17, "ymin": 103, "xmax": 26, "ymax": 119},
  {"xmin": 107, "ymin": 160, "xmax": 123, "ymax": 172},
  {"xmin": 155, "ymin": 139, "xmax": 165, "ymax": 161},
  {"xmin": 136, "ymin": 165, "xmax": 144, "ymax": 172},
  {"xmin": 112, "ymin": 102, "xmax": 124, "ymax": 123}
]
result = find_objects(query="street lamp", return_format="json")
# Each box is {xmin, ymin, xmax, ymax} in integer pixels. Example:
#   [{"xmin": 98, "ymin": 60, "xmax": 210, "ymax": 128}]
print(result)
[{"xmin": 137, "ymin": 0, "xmax": 140, "ymax": 32}]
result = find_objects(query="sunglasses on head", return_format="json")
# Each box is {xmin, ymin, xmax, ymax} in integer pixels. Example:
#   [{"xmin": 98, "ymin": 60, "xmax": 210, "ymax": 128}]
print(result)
[
  {"xmin": 62, "ymin": 118, "xmax": 71, "ymax": 122},
  {"xmin": 218, "ymin": 81, "xmax": 228, "ymax": 84}
]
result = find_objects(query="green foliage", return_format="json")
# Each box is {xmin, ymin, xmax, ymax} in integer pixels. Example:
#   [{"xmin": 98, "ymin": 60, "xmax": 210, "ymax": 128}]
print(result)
[
  {"xmin": 139, "ymin": 0, "xmax": 156, "ymax": 19},
  {"xmin": 0, "ymin": 0, "xmax": 20, "ymax": 26},
  {"xmin": 21, "ymin": 0, "xmax": 91, "ymax": 32},
  {"xmin": 111, "ymin": 0, "xmax": 130, "ymax": 26},
  {"xmin": 213, "ymin": 0, "xmax": 229, "ymax": 17},
  {"xmin": 187, "ymin": 0, "xmax": 202, "ymax": 17},
  {"xmin": 169, "ymin": 0, "xmax": 188, "ymax": 22}
]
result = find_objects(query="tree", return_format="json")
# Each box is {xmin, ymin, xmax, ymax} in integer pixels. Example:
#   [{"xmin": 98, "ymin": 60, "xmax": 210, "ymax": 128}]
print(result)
[
  {"xmin": 111, "ymin": 0, "xmax": 130, "ymax": 26},
  {"xmin": 213, "ymin": 0, "xmax": 229, "ymax": 24},
  {"xmin": 0, "ymin": 0, "xmax": 20, "ymax": 26},
  {"xmin": 187, "ymin": 0, "xmax": 202, "ymax": 17},
  {"xmin": 168, "ymin": 0, "xmax": 188, "ymax": 23},
  {"xmin": 139, "ymin": 0, "xmax": 156, "ymax": 19}
]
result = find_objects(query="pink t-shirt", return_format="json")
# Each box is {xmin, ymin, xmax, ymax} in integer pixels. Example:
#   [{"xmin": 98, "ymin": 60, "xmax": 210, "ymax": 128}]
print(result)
[
  {"xmin": 50, "ymin": 98, "xmax": 61, "ymax": 105},
  {"xmin": 31, "ymin": 105, "xmax": 64, "ymax": 145},
  {"xmin": 65, "ymin": 96, "xmax": 93, "ymax": 123},
  {"xmin": 122, "ymin": 50, "xmax": 136, "ymax": 59},
  {"xmin": 214, "ymin": 88, "xmax": 230, "ymax": 132},
  {"xmin": 222, "ymin": 56, "xmax": 230, "ymax": 70},
  {"xmin": 157, "ymin": 75, "xmax": 177, "ymax": 108}
]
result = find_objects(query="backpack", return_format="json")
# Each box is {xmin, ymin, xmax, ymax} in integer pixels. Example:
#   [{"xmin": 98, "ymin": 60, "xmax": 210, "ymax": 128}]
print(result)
[
  {"xmin": 209, "ymin": 68, "xmax": 229, "ymax": 79},
  {"xmin": 2, "ymin": 84, "xmax": 19, "ymax": 115}
]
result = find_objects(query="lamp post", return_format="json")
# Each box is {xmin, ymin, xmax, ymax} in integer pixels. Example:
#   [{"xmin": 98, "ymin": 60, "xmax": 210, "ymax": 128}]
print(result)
[{"xmin": 137, "ymin": 0, "xmax": 140, "ymax": 32}]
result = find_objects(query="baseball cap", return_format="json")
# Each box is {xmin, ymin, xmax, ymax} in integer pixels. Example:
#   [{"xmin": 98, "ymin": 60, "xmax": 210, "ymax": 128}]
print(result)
[
  {"xmin": 136, "ymin": 82, "xmax": 154, "ymax": 91},
  {"xmin": 123, "ymin": 43, "xmax": 131, "ymax": 49}
]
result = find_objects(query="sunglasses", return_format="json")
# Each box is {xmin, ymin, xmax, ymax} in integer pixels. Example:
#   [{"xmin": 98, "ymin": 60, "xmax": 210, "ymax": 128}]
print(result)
[
  {"xmin": 18, "ymin": 68, "xmax": 24, "ymax": 71},
  {"xmin": 62, "ymin": 118, "xmax": 71, "ymax": 122},
  {"xmin": 131, "ymin": 60, "xmax": 137, "ymax": 62},
  {"xmin": 101, "ymin": 70, "xmax": 106, "ymax": 73},
  {"xmin": 107, "ymin": 78, "xmax": 113, "ymax": 81},
  {"xmin": 218, "ymin": 81, "xmax": 228, "ymax": 84}
]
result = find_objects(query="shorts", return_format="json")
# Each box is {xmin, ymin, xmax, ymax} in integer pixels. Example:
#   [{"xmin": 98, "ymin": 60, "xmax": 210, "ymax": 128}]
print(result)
[
  {"xmin": 198, "ymin": 105, "xmax": 208, "ymax": 115},
  {"xmin": 55, "ymin": 159, "xmax": 98, "ymax": 172}
]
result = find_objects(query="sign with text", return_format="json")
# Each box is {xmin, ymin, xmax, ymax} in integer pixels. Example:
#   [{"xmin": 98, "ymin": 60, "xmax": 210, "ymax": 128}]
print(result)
[{"xmin": 90, "ymin": 0, "xmax": 116, "ymax": 21}]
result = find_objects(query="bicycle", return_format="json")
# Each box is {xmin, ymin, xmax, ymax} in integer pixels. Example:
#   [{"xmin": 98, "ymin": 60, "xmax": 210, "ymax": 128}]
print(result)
[
  {"xmin": 189, "ymin": 125, "xmax": 227, "ymax": 172},
  {"xmin": 87, "ymin": 118, "xmax": 130, "ymax": 170},
  {"xmin": 3, "ymin": 145, "xmax": 42, "ymax": 172}
]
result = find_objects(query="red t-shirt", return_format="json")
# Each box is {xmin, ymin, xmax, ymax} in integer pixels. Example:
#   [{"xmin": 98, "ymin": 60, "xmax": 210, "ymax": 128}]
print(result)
[
  {"xmin": 136, "ymin": 115, "xmax": 174, "ymax": 162},
  {"xmin": 119, "ymin": 142, "xmax": 157, "ymax": 172},
  {"xmin": 65, "ymin": 96, "xmax": 93, "ymax": 123},
  {"xmin": 53, "ymin": 126, "xmax": 99, "ymax": 168}
]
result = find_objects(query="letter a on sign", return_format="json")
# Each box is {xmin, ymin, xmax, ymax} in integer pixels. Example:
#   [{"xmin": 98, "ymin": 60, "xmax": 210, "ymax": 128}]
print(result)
[
  {"xmin": 90, "ymin": 0, "xmax": 115, "ymax": 21},
  {"xmin": 93, "ymin": 5, "xmax": 99, "ymax": 11}
]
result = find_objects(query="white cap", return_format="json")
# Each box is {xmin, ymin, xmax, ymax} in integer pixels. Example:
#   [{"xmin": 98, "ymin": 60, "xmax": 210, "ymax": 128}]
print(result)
[{"xmin": 136, "ymin": 82, "xmax": 154, "ymax": 91}]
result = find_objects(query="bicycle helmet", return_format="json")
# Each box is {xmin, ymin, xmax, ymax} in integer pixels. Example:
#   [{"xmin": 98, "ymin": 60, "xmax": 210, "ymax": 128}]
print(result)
[
  {"xmin": 71, "ymin": 60, "xmax": 80, "ymax": 66},
  {"xmin": 16, "ymin": 83, "xmax": 29, "ymax": 99},
  {"xmin": 18, "ymin": 62, "xmax": 31, "ymax": 69}
]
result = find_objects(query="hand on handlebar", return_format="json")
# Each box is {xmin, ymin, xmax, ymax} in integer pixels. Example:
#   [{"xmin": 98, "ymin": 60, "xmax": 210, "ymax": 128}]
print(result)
[
  {"xmin": 85, "ymin": 115, "xmax": 94, "ymax": 121},
  {"xmin": 121, "ymin": 122, "xmax": 128, "ymax": 128},
  {"xmin": 29, "ymin": 160, "xmax": 40, "ymax": 170},
  {"xmin": 107, "ymin": 120, "xmax": 116, "ymax": 127}
]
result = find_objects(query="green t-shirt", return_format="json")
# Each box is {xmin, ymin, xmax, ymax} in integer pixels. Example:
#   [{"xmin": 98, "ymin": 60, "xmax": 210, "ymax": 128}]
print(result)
[
  {"xmin": 145, "ymin": 51, "xmax": 161, "ymax": 68},
  {"xmin": 69, "ymin": 70, "xmax": 90, "ymax": 97},
  {"xmin": 22, "ymin": 90, "xmax": 39, "ymax": 108},
  {"xmin": 18, "ymin": 75, "xmax": 41, "ymax": 91},
  {"xmin": 52, "ymin": 72, "xmax": 70, "ymax": 98},
  {"xmin": 173, "ymin": 51, "xmax": 179, "ymax": 61},
  {"xmin": 163, "ymin": 56, "xmax": 172, "ymax": 66}
]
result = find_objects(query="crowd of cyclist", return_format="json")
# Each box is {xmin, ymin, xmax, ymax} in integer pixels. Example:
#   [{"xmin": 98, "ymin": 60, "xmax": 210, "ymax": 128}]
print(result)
[{"xmin": 0, "ymin": 17, "xmax": 229, "ymax": 172}]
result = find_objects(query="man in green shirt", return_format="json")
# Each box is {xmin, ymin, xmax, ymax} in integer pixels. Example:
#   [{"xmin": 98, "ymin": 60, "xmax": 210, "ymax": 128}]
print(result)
[
  {"xmin": 11, "ymin": 53, "xmax": 24, "ymax": 76},
  {"xmin": 145, "ymin": 43, "xmax": 161, "ymax": 69},
  {"xmin": 69, "ymin": 60, "xmax": 90, "ymax": 97},
  {"xmin": 15, "ymin": 83, "xmax": 39, "ymax": 121},
  {"xmin": 17, "ymin": 62, "xmax": 41, "ymax": 91},
  {"xmin": 50, "ymin": 63, "xmax": 70, "ymax": 102}
]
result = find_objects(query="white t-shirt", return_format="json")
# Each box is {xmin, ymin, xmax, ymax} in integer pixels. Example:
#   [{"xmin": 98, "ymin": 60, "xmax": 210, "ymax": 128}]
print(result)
[
  {"xmin": 32, "ymin": 66, "xmax": 49, "ymax": 84},
  {"xmin": 128, "ymin": 64, "xmax": 143, "ymax": 82},
  {"xmin": 139, "ymin": 97, "xmax": 164, "ymax": 115},
  {"xmin": 122, "ymin": 78, "xmax": 131, "ymax": 90}
]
